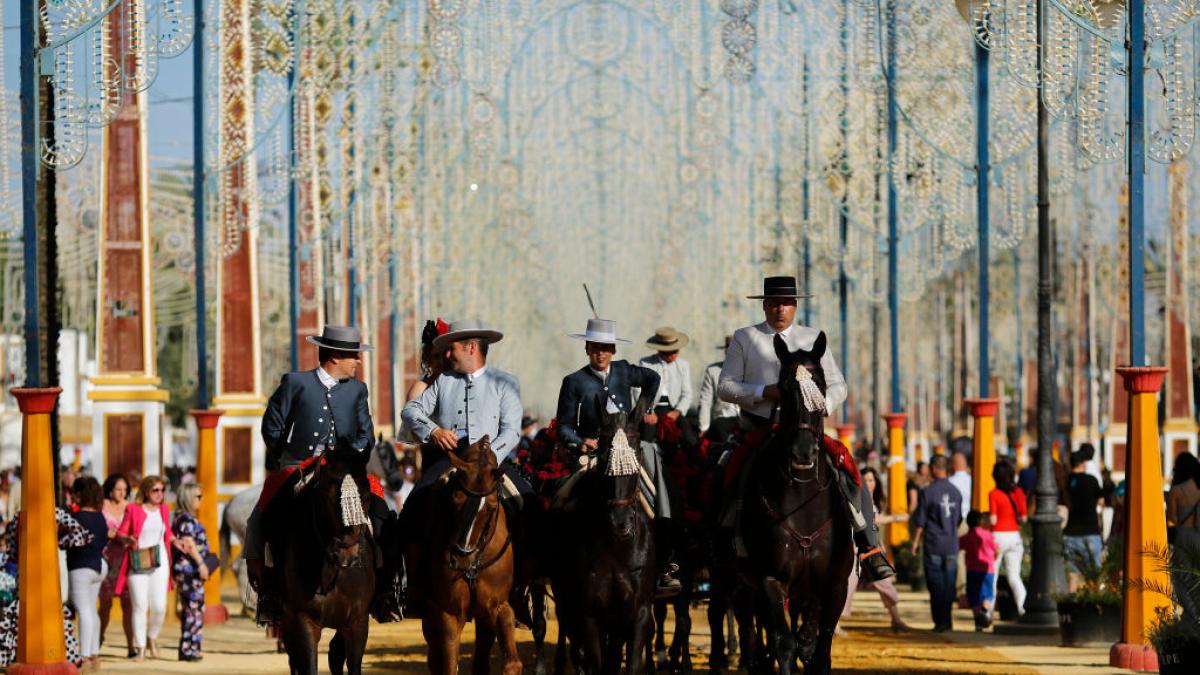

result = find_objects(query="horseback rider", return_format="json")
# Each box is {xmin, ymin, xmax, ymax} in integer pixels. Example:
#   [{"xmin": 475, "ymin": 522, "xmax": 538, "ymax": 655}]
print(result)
[
  {"xmin": 554, "ymin": 318, "xmax": 682, "ymax": 597},
  {"xmin": 398, "ymin": 319, "xmax": 537, "ymax": 622},
  {"xmin": 638, "ymin": 327, "xmax": 698, "ymax": 447},
  {"xmin": 699, "ymin": 335, "xmax": 741, "ymax": 443},
  {"xmin": 247, "ymin": 325, "xmax": 404, "ymax": 624},
  {"xmin": 717, "ymin": 276, "xmax": 895, "ymax": 582}
]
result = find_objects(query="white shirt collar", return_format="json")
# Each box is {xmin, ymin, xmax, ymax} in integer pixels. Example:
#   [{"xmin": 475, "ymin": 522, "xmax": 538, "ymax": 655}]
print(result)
[
  {"xmin": 589, "ymin": 366, "xmax": 609, "ymax": 380},
  {"xmin": 773, "ymin": 324, "xmax": 794, "ymax": 338},
  {"xmin": 316, "ymin": 366, "xmax": 338, "ymax": 390},
  {"xmin": 467, "ymin": 364, "xmax": 488, "ymax": 382}
]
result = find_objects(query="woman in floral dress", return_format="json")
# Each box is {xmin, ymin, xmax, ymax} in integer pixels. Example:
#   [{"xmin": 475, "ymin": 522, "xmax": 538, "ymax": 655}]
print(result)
[
  {"xmin": 0, "ymin": 508, "xmax": 93, "ymax": 668},
  {"xmin": 171, "ymin": 482, "xmax": 212, "ymax": 661}
]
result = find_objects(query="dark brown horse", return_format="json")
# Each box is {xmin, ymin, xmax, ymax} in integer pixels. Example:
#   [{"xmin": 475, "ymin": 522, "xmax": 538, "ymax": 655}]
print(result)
[
  {"xmin": 734, "ymin": 333, "xmax": 854, "ymax": 675},
  {"xmin": 550, "ymin": 409, "xmax": 655, "ymax": 675},
  {"xmin": 420, "ymin": 436, "xmax": 521, "ymax": 675},
  {"xmin": 264, "ymin": 439, "xmax": 376, "ymax": 675}
]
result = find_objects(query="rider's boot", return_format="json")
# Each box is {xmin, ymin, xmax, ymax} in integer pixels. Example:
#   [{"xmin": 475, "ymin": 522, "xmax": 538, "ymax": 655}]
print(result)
[
  {"xmin": 253, "ymin": 556, "xmax": 284, "ymax": 626},
  {"xmin": 654, "ymin": 517, "xmax": 682, "ymax": 599},
  {"xmin": 840, "ymin": 474, "xmax": 896, "ymax": 582},
  {"xmin": 726, "ymin": 451, "xmax": 759, "ymax": 559},
  {"xmin": 368, "ymin": 499, "xmax": 404, "ymax": 623}
]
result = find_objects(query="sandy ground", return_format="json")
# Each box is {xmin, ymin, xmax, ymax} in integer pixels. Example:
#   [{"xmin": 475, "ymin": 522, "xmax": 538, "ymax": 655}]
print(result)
[{"xmin": 86, "ymin": 579, "xmax": 1125, "ymax": 674}]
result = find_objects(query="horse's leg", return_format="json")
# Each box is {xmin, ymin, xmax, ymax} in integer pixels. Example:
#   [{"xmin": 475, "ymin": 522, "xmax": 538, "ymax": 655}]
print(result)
[
  {"xmin": 760, "ymin": 577, "xmax": 795, "ymax": 675},
  {"xmin": 731, "ymin": 587, "xmax": 756, "ymax": 672},
  {"xmin": 328, "ymin": 632, "xmax": 346, "ymax": 675},
  {"xmin": 653, "ymin": 600, "xmax": 668, "ymax": 666},
  {"xmin": 346, "ymin": 614, "xmax": 371, "ymax": 675},
  {"xmin": 423, "ymin": 610, "xmax": 462, "ymax": 675},
  {"xmin": 473, "ymin": 620, "xmax": 496, "ymax": 675},
  {"xmin": 532, "ymin": 585, "xmax": 548, "ymax": 675},
  {"xmin": 578, "ymin": 617, "xmax": 604, "ymax": 675},
  {"xmin": 706, "ymin": 574, "xmax": 728, "ymax": 671},
  {"xmin": 281, "ymin": 614, "xmax": 320, "ymax": 675},
  {"xmin": 492, "ymin": 602, "xmax": 522, "ymax": 675},
  {"xmin": 625, "ymin": 604, "xmax": 652, "ymax": 675},
  {"xmin": 670, "ymin": 590, "xmax": 692, "ymax": 673},
  {"xmin": 552, "ymin": 625, "xmax": 569, "ymax": 675}
]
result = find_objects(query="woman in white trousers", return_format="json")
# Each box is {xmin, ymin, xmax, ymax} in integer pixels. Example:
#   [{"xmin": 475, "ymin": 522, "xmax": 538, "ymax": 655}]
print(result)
[
  {"xmin": 66, "ymin": 477, "xmax": 111, "ymax": 670},
  {"xmin": 114, "ymin": 475, "xmax": 174, "ymax": 661}
]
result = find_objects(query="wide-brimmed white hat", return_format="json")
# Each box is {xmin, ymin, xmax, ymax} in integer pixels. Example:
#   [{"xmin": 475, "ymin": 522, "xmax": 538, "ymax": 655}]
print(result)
[
  {"xmin": 568, "ymin": 318, "xmax": 630, "ymax": 345},
  {"xmin": 432, "ymin": 319, "xmax": 504, "ymax": 352}
]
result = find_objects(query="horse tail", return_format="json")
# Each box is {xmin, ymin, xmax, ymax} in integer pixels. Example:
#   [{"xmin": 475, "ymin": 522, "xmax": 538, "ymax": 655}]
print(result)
[{"xmin": 219, "ymin": 507, "xmax": 232, "ymax": 572}]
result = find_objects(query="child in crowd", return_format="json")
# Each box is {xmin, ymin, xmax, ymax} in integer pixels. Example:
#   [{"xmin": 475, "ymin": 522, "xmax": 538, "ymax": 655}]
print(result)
[{"xmin": 960, "ymin": 509, "xmax": 999, "ymax": 631}]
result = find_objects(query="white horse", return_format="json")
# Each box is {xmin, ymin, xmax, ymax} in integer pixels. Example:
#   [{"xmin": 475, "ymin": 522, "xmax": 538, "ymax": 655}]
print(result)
[{"xmin": 219, "ymin": 484, "xmax": 262, "ymax": 616}]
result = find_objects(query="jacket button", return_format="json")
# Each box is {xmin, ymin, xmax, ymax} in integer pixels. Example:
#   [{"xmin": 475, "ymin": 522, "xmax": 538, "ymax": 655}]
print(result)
[
  {"xmin": 308, "ymin": 446, "xmax": 314, "ymax": 451},
  {"xmin": 603, "ymin": 386, "xmax": 608, "ymax": 391},
  {"xmin": 313, "ymin": 432, "xmax": 319, "ymax": 436},
  {"xmin": 323, "ymin": 405, "xmax": 328, "ymax": 410},
  {"xmin": 318, "ymin": 418, "xmax": 323, "ymax": 423}
]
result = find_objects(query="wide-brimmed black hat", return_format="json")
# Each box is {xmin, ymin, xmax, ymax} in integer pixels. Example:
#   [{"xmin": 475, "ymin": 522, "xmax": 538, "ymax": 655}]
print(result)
[
  {"xmin": 747, "ymin": 275, "xmax": 811, "ymax": 299},
  {"xmin": 305, "ymin": 325, "xmax": 373, "ymax": 351}
]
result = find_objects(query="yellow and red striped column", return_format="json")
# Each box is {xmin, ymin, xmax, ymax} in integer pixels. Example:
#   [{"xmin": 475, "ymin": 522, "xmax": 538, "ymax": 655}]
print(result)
[
  {"xmin": 191, "ymin": 410, "xmax": 227, "ymax": 624},
  {"xmin": 965, "ymin": 398, "xmax": 1000, "ymax": 514},
  {"xmin": 883, "ymin": 412, "xmax": 908, "ymax": 548},
  {"xmin": 1110, "ymin": 367, "xmax": 1171, "ymax": 671},
  {"xmin": 9, "ymin": 388, "xmax": 76, "ymax": 675}
]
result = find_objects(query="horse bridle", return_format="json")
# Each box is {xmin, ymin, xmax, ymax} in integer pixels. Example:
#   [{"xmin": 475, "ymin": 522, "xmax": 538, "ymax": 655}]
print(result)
[{"xmin": 445, "ymin": 472, "xmax": 511, "ymax": 591}]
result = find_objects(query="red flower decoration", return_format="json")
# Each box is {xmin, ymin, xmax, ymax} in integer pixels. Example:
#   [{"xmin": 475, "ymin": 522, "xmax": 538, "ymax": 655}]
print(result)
[{"xmin": 435, "ymin": 318, "xmax": 450, "ymax": 335}]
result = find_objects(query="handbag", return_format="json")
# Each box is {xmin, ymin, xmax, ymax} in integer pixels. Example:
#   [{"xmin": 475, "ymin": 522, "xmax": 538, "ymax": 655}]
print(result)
[{"xmin": 129, "ymin": 545, "xmax": 162, "ymax": 573}]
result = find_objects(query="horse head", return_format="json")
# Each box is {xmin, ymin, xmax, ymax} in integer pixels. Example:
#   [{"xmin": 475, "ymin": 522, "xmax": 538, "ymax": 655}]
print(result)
[
  {"xmin": 773, "ymin": 331, "xmax": 828, "ymax": 471},
  {"xmin": 314, "ymin": 437, "xmax": 374, "ymax": 572},
  {"xmin": 446, "ymin": 435, "xmax": 502, "ymax": 497},
  {"xmin": 595, "ymin": 406, "xmax": 643, "ymax": 540}
]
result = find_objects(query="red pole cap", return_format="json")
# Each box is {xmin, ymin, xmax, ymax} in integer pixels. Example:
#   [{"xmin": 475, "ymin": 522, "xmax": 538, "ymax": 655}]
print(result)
[
  {"xmin": 882, "ymin": 412, "xmax": 907, "ymax": 429},
  {"xmin": 1115, "ymin": 366, "xmax": 1168, "ymax": 395},
  {"xmin": 964, "ymin": 398, "xmax": 1001, "ymax": 417},
  {"xmin": 189, "ymin": 409, "xmax": 226, "ymax": 429},
  {"xmin": 12, "ymin": 388, "xmax": 62, "ymax": 415},
  {"xmin": 835, "ymin": 424, "xmax": 855, "ymax": 438}
]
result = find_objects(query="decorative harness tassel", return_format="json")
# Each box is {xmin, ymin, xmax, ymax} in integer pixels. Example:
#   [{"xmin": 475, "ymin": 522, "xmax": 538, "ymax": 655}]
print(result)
[
  {"xmin": 795, "ymin": 366, "xmax": 826, "ymax": 414},
  {"xmin": 606, "ymin": 428, "xmax": 640, "ymax": 476},
  {"xmin": 340, "ymin": 474, "xmax": 371, "ymax": 533}
]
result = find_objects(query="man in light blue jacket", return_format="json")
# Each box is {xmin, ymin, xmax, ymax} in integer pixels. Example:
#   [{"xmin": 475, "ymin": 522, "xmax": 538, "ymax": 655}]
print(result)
[{"xmin": 399, "ymin": 319, "xmax": 534, "ymax": 622}]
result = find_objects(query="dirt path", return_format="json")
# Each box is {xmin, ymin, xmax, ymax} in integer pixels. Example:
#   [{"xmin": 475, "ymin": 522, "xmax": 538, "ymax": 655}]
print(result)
[{"xmin": 91, "ymin": 581, "xmax": 1121, "ymax": 673}]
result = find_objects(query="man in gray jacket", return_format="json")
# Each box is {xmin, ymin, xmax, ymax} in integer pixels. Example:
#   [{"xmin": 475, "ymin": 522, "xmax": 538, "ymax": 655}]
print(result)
[{"xmin": 399, "ymin": 319, "xmax": 533, "ymax": 621}]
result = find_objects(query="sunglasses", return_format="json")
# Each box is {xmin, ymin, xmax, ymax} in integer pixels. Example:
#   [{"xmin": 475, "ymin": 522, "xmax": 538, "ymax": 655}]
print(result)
[{"xmin": 149, "ymin": 487, "xmax": 164, "ymax": 493}]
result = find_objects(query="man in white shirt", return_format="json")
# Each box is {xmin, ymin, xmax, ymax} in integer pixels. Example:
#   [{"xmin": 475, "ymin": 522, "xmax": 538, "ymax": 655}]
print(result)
[
  {"xmin": 699, "ymin": 336, "xmax": 741, "ymax": 442},
  {"xmin": 717, "ymin": 276, "xmax": 894, "ymax": 581},
  {"xmin": 638, "ymin": 326, "xmax": 698, "ymax": 446},
  {"xmin": 949, "ymin": 451, "xmax": 972, "ymax": 518}
]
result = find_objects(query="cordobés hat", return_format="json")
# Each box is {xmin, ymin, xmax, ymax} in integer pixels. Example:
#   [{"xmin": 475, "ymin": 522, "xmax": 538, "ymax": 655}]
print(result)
[
  {"xmin": 432, "ymin": 319, "xmax": 504, "ymax": 352},
  {"xmin": 568, "ymin": 318, "xmax": 631, "ymax": 345},
  {"xmin": 305, "ymin": 325, "xmax": 373, "ymax": 352},
  {"xmin": 747, "ymin": 275, "xmax": 811, "ymax": 300},
  {"xmin": 645, "ymin": 326, "xmax": 690, "ymax": 352}
]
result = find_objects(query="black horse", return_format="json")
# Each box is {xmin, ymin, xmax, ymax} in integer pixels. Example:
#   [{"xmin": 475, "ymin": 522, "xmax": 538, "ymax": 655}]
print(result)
[
  {"xmin": 262, "ymin": 439, "xmax": 377, "ymax": 675},
  {"xmin": 733, "ymin": 332, "xmax": 854, "ymax": 675},
  {"xmin": 550, "ymin": 408, "xmax": 656, "ymax": 675}
]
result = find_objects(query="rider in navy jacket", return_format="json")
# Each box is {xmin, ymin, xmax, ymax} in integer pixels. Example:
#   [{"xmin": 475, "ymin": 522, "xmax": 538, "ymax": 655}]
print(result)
[
  {"xmin": 261, "ymin": 369, "xmax": 374, "ymax": 470},
  {"xmin": 555, "ymin": 360, "xmax": 661, "ymax": 450}
]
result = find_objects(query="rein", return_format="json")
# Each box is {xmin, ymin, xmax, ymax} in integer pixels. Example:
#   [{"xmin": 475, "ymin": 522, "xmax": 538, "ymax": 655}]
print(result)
[
  {"xmin": 445, "ymin": 477, "xmax": 511, "ymax": 594},
  {"xmin": 760, "ymin": 444, "xmax": 836, "ymax": 559}
]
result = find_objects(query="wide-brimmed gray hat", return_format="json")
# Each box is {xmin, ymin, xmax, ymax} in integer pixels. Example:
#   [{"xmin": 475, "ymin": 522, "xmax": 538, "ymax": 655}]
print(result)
[
  {"xmin": 646, "ymin": 326, "xmax": 690, "ymax": 352},
  {"xmin": 305, "ymin": 325, "xmax": 373, "ymax": 351},
  {"xmin": 568, "ymin": 318, "xmax": 630, "ymax": 345},
  {"xmin": 747, "ymin": 275, "xmax": 812, "ymax": 299},
  {"xmin": 432, "ymin": 319, "xmax": 504, "ymax": 352}
]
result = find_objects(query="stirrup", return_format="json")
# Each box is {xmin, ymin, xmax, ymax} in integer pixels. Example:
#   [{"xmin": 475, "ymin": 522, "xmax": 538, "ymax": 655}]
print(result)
[{"xmin": 858, "ymin": 547, "xmax": 896, "ymax": 582}]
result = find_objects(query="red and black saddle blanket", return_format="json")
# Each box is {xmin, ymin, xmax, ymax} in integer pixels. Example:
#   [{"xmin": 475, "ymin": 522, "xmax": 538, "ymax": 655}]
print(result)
[
  {"xmin": 722, "ymin": 429, "xmax": 860, "ymax": 488},
  {"xmin": 257, "ymin": 454, "xmax": 385, "ymax": 510}
]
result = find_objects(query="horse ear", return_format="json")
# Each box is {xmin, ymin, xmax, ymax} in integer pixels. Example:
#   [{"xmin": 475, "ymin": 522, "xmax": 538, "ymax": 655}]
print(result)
[
  {"xmin": 812, "ymin": 331, "xmax": 827, "ymax": 360},
  {"xmin": 773, "ymin": 333, "xmax": 793, "ymax": 362},
  {"xmin": 447, "ymin": 451, "xmax": 470, "ymax": 472}
]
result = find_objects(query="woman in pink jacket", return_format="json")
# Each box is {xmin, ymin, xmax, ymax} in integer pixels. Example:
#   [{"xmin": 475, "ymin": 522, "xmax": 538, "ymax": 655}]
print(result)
[{"xmin": 114, "ymin": 475, "xmax": 174, "ymax": 661}]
